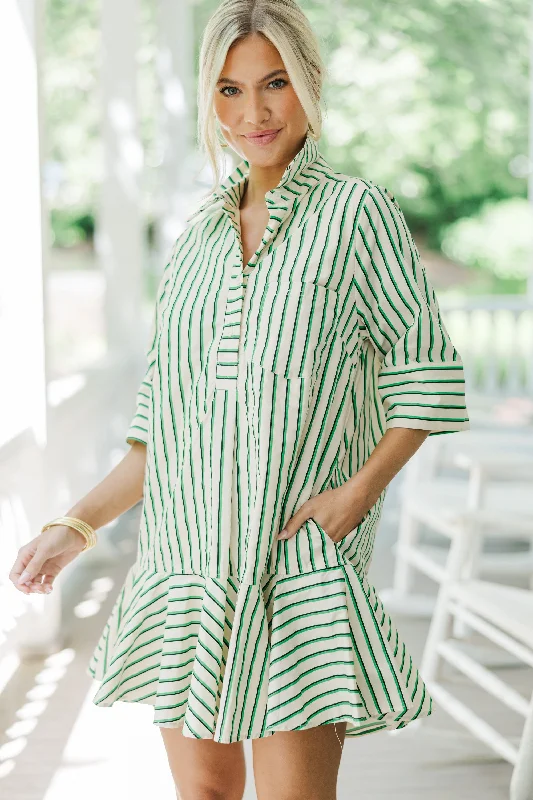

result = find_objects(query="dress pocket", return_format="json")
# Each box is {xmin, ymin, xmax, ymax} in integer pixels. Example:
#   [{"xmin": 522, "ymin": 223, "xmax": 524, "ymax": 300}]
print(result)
[
  {"xmin": 243, "ymin": 277, "xmax": 339, "ymax": 379},
  {"xmin": 313, "ymin": 514, "xmax": 371, "ymax": 559},
  {"xmin": 272, "ymin": 517, "xmax": 341, "ymax": 575},
  {"xmin": 311, "ymin": 517, "xmax": 352, "ymax": 551}
]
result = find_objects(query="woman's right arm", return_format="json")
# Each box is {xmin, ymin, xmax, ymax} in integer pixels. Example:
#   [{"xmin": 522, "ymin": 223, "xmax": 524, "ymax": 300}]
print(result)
[
  {"xmin": 10, "ymin": 238, "xmax": 180, "ymax": 595},
  {"xmin": 67, "ymin": 440, "xmax": 147, "ymax": 532},
  {"xmin": 9, "ymin": 441, "xmax": 148, "ymax": 594}
]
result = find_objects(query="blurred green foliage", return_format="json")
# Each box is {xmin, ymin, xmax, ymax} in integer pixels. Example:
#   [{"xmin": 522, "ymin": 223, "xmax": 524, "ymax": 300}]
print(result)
[
  {"xmin": 50, "ymin": 208, "xmax": 94, "ymax": 248},
  {"xmin": 45, "ymin": 0, "xmax": 531, "ymax": 292},
  {"xmin": 441, "ymin": 197, "xmax": 533, "ymax": 291}
]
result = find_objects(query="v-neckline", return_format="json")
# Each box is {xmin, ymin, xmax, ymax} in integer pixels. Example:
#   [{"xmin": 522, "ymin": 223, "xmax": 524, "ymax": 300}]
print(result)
[{"xmin": 236, "ymin": 206, "xmax": 262, "ymax": 276}]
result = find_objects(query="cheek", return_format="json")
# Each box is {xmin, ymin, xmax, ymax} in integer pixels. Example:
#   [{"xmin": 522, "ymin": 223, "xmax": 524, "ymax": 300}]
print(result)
[
  {"xmin": 213, "ymin": 96, "xmax": 229, "ymax": 124},
  {"xmin": 277, "ymin": 88, "xmax": 307, "ymax": 123}
]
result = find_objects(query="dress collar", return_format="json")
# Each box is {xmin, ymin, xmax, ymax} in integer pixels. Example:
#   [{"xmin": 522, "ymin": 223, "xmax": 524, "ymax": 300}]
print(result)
[{"xmin": 213, "ymin": 131, "xmax": 322, "ymax": 210}]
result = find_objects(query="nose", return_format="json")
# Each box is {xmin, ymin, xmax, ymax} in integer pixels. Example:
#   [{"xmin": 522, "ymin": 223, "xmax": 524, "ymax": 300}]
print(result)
[{"xmin": 244, "ymin": 90, "xmax": 270, "ymax": 126}]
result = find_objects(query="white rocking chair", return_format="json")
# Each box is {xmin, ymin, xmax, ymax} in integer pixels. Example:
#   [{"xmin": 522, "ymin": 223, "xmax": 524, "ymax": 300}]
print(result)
[
  {"xmin": 420, "ymin": 515, "xmax": 533, "ymax": 800},
  {"xmin": 380, "ymin": 430, "xmax": 533, "ymax": 618}
]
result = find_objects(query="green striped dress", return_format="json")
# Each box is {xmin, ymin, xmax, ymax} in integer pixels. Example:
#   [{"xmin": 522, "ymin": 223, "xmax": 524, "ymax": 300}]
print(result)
[{"xmin": 87, "ymin": 132, "xmax": 470, "ymax": 742}]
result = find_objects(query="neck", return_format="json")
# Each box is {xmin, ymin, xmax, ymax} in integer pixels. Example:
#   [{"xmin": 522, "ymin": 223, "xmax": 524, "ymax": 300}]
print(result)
[
  {"xmin": 241, "ymin": 163, "xmax": 285, "ymax": 208},
  {"xmin": 240, "ymin": 134, "xmax": 308, "ymax": 208}
]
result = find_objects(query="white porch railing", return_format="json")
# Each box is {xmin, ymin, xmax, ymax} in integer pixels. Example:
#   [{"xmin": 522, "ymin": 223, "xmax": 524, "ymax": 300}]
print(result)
[{"xmin": 440, "ymin": 295, "xmax": 533, "ymax": 397}]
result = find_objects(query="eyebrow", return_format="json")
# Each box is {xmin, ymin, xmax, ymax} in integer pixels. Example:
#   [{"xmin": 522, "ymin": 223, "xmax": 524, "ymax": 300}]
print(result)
[{"xmin": 216, "ymin": 68, "xmax": 288, "ymax": 87}]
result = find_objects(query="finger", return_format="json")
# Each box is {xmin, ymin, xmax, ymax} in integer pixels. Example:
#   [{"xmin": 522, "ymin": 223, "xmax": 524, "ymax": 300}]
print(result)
[
  {"xmin": 12, "ymin": 569, "xmax": 34, "ymax": 588},
  {"xmin": 17, "ymin": 580, "xmax": 47, "ymax": 595},
  {"xmin": 21, "ymin": 574, "xmax": 52, "ymax": 595},
  {"xmin": 16, "ymin": 569, "xmax": 34, "ymax": 586},
  {"xmin": 27, "ymin": 574, "xmax": 48, "ymax": 593},
  {"xmin": 13, "ymin": 574, "xmax": 40, "ymax": 594},
  {"xmin": 20, "ymin": 575, "xmax": 43, "ymax": 592},
  {"xmin": 277, "ymin": 510, "xmax": 310, "ymax": 540},
  {"xmin": 9, "ymin": 549, "xmax": 34, "ymax": 586},
  {"xmin": 16, "ymin": 553, "xmax": 50, "ymax": 587},
  {"xmin": 41, "ymin": 576, "xmax": 55, "ymax": 594}
]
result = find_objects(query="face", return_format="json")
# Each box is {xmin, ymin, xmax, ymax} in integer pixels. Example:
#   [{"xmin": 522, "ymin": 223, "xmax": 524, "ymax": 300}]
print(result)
[{"xmin": 213, "ymin": 32, "xmax": 309, "ymax": 167}]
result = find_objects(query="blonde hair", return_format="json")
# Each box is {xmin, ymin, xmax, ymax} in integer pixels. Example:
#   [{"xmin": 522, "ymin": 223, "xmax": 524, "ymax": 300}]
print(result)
[{"xmin": 197, "ymin": 0, "xmax": 327, "ymax": 196}]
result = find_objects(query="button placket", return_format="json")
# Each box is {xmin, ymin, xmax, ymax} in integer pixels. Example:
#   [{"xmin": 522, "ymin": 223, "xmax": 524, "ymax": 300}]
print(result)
[
  {"xmin": 214, "ymin": 195, "xmax": 294, "ymax": 387},
  {"xmin": 215, "ymin": 226, "xmax": 246, "ymax": 387},
  {"xmin": 210, "ymin": 134, "xmax": 323, "ymax": 389}
]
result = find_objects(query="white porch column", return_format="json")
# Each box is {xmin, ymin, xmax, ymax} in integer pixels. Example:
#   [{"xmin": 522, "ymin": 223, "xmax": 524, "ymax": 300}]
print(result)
[
  {"xmin": 155, "ymin": 0, "xmax": 195, "ymax": 259},
  {"xmin": 0, "ymin": 1, "xmax": 62, "ymax": 653},
  {"xmin": 97, "ymin": 0, "xmax": 144, "ymax": 355},
  {"xmin": 0, "ymin": 1, "xmax": 48, "ymax": 448},
  {"xmin": 529, "ymin": 0, "xmax": 533, "ymax": 302}
]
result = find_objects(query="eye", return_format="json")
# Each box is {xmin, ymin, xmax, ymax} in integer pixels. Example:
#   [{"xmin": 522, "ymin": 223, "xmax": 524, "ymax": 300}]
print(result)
[
  {"xmin": 219, "ymin": 78, "xmax": 288, "ymax": 98},
  {"xmin": 219, "ymin": 86, "xmax": 240, "ymax": 97},
  {"xmin": 268, "ymin": 78, "xmax": 287, "ymax": 90}
]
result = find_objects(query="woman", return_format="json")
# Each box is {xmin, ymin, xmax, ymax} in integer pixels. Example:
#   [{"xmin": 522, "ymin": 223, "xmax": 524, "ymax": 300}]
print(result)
[{"xmin": 10, "ymin": 0, "xmax": 470, "ymax": 797}]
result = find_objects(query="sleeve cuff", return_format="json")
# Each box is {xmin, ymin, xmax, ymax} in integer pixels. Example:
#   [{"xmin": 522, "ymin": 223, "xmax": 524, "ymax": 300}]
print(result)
[
  {"xmin": 126, "ymin": 418, "xmax": 149, "ymax": 446},
  {"xmin": 125, "ymin": 380, "xmax": 152, "ymax": 446},
  {"xmin": 378, "ymin": 360, "xmax": 470, "ymax": 435}
]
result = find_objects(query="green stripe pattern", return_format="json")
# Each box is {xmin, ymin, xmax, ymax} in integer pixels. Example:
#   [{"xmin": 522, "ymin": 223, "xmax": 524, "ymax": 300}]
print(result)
[{"xmin": 87, "ymin": 133, "xmax": 469, "ymax": 742}]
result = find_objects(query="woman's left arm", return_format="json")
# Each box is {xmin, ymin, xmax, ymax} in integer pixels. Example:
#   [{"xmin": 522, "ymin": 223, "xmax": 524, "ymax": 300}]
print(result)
[
  {"xmin": 278, "ymin": 183, "xmax": 469, "ymax": 542},
  {"xmin": 278, "ymin": 427, "xmax": 429, "ymax": 541}
]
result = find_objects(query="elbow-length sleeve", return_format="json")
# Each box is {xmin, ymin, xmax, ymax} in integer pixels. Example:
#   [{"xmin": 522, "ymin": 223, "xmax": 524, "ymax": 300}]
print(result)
[
  {"xmin": 125, "ymin": 307, "xmax": 158, "ymax": 447},
  {"xmin": 352, "ymin": 183, "xmax": 470, "ymax": 436},
  {"xmin": 125, "ymin": 241, "xmax": 177, "ymax": 447}
]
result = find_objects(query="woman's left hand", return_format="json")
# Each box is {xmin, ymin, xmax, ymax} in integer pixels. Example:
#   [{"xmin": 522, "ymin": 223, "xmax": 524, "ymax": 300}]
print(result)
[
  {"xmin": 277, "ymin": 480, "xmax": 374, "ymax": 542},
  {"xmin": 277, "ymin": 427, "xmax": 431, "ymax": 543}
]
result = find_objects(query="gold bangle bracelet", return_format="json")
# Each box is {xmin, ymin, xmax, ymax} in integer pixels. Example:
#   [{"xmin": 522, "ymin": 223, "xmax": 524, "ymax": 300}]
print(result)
[
  {"xmin": 41, "ymin": 517, "xmax": 97, "ymax": 551},
  {"xmin": 41, "ymin": 518, "xmax": 96, "ymax": 551},
  {"xmin": 41, "ymin": 516, "xmax": 98, "ymax": 551}
]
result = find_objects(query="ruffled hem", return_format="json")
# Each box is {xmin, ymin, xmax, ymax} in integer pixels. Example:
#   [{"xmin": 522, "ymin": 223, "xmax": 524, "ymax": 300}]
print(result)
[{"xmin": 87, "ymin": 554, "xmax": 432, "ymax": 743}]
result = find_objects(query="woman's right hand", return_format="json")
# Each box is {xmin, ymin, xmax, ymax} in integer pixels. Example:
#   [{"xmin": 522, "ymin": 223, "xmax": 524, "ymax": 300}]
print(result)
[
  {"xmin": 8, "ymin": 441, "xmax": 147, "ymax": 595},
  {"xmin": 9, "ymin": 525, "xmax": 89, "ymax": 595}
]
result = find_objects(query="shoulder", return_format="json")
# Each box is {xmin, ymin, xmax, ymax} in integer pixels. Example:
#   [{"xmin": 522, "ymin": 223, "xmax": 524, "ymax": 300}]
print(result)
[
  {"xmin": 341, "ymin": 177, "xmax": 420, "ymax": 261},
  {"xmin": 318, "ymin": 164, "xmax": 403, "ymax": 223},
  {"xmin": 361, "ymin": 181, "xmax": 403, "ymax": 216},
  {"xmin": 163, "ymin": 192, "xmax": 224, "ymax": 268},
  {"xmin": 343, "ymin": 178, "xmax": 409, "ymax": 240},
  {"xmin": 349, "ymin": 176, "xmax": 403, "ymax": 217},
  {"xmin": 183, "ymin": 191, "xmax": 224, "ymax": 229},
  {"xmin": 159, "ymin": 193, "xmax": 224, "ymax": 262}
]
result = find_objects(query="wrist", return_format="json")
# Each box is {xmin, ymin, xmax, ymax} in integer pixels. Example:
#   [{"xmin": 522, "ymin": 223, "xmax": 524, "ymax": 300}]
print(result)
[
  {"xmin": 42, "ymin": 515, "xmax": 97, "ymax": 551},
  {"xmin": 345, "ymin": 471, "xmax": 380, "ymax": 509},
  {"xmin": 65, "ymin": 525, "xmax": 88, "ymax": 549},
  {"xmin": 42, "ymin": 523, "xmax": 87, "ymax": 550},
  {"xmin": 65, "ymin": 507, "xmax": 99, "ymax": 532}
]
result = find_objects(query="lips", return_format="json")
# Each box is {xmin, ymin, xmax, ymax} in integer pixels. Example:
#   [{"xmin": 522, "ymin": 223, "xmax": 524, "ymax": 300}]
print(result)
[{"xmin": 244, "ymin": 129, "xmax": 281, "ymax": 145}]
